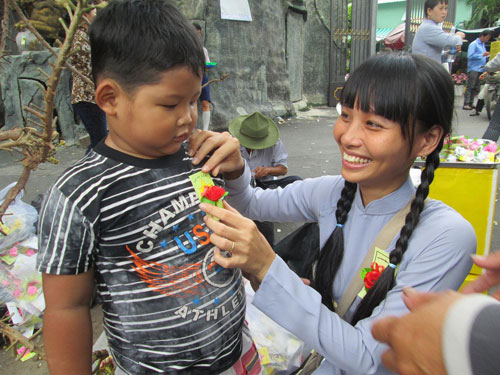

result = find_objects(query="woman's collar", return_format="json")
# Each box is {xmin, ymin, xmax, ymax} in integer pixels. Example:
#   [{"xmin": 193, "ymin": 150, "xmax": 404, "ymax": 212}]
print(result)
[{"xmin": 354, "ymin": 176, "xmax": 415, "ymax": 215}]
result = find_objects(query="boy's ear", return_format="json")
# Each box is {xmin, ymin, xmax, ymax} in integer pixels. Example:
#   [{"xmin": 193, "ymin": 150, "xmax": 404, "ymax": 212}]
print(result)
[
  {"xmin": 95, "ymin": 78, "xmax": 121, "ymax": 116},
  {"xmin": 416, "ymin": 125, "xmax": 444, "ymax": 157}
]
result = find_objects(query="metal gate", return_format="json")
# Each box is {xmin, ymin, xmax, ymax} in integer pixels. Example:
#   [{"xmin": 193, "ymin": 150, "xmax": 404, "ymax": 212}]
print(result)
[{"xmin": 328, "ymin": 0, "xmax": 377, "ymax": 106}]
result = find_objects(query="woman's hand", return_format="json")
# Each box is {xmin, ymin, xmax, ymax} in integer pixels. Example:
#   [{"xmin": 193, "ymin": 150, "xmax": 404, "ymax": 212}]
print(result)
[
  {"xmin": 188, "ymin": 129, "xmax": 245, "ymax": 178},
  {"xmin": 200, "ymin": 201, "xmax": 276, "ymax": 283}
]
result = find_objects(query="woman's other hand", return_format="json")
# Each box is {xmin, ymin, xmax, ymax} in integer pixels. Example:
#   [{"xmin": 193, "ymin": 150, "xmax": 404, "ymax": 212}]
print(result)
[
  {"xmin": 200, "ymin": 201, "xmax": 276, "ymax": 283},
  {"xmin": 188, "ymin": 129, "xmax": 245, "ymax": 178}
]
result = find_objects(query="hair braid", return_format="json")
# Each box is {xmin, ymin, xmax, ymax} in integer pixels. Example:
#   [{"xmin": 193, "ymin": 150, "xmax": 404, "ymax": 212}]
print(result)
[
  {"xmin": 312, "ymin": 181, "xmax": 357, "ymax": 311},
  {"xmin": 350, "ymin": 149, "xmax": 441, "ymax": 325}
]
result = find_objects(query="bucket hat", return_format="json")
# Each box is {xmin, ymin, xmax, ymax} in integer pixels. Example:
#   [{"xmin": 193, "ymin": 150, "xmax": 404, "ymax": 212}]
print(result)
[{"xmin": 228, "ymin": 112, "xmax": 279, "ymax": 150}]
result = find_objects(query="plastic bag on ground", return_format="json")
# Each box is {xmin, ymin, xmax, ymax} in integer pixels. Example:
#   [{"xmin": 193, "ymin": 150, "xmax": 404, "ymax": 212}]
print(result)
[
  {"xmin": 245, "ymin": 282, "xmax": 305, "ymax": 374},
  {"xmin": 0, "ymin": 182, "xmax": 38, "ymax": 251}
]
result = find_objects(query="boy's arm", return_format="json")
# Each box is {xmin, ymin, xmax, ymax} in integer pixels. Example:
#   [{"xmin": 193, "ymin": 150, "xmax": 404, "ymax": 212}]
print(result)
[{"xmin": 42, "ymin": 269, "xmax": 95, "ymax": 375}]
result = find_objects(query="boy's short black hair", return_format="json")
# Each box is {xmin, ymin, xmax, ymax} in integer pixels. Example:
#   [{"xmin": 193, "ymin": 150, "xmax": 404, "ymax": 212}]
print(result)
[
  {"xmin": 89, "ymin": 0, "xmax": 205, "ymax": 93},
  {"xmin": 193, "ymin": 23, "xmax": 202, "ymax": 31}
]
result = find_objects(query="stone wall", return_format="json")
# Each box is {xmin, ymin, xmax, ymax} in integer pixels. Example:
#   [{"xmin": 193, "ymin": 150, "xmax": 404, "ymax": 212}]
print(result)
[
  {"xmin": 302, "ymin": 0, "xmax": 331, "ymax": 105},
  {"xmin": 0, "ymin": 50, "xmax": 85, "ymax": 143},
  {"xmin": 177, "ymin": 0, "xmax": 332, "ymax": 128},
  {"xmin": 184, "ymin": 0, "xmax": 294, "ymax": 128}
]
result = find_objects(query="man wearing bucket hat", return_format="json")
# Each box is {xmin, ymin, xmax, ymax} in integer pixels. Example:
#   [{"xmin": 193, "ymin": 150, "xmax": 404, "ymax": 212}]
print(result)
[
  {"xmin": 228, "ymin": 112, "xmax": 301, "ymax": 190},
  {"xmin": 228, "ymin": 112, "xmax": 301, "ymax": 245}
]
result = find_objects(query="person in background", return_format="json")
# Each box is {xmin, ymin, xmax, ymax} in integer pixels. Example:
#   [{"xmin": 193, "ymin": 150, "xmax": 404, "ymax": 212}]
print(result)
[
  {"xmin": 469, "ymin": 78, "xmax": 487, "ymax": 116},
  {"xmin": 189, "ymin": 52, "xmax": 476, "ymax": 374},
  {"xmin": 481, "ymin": 48, "xmax": 500, "ymax": 141},
  {"xmin": 412, "ymin": 0, "xmax": 465, "ymax": 64},
  {"xmin": 69, "ymin": 3, "xmax": 107, "ymax": 153},
  {"xmin": 463, "ymin": 30, "xmax": 492, "ymax": 110},
  {"xmin": 193, "ymin": 23, "xmax": 212, "ymax": 130},
  {"xmin": 228, "ymin": 112, "xmax": 301, "ymax": 190},
  {"xmin": 228, "ymin": 111, "xmax": 301, "ymax": 245},
  {"xmin": 472, "ymin": 34, "xmax": 500, "ymax": 117},
  {"xmin": 372, "ymin": 251, "xmax": 500, "ymax": 375}
]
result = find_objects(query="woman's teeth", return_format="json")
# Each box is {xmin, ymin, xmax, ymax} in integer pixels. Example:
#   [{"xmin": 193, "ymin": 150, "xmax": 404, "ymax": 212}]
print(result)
[{"xmin": 343, "ymin": 152, "xmax": 370, "ymax": 164}]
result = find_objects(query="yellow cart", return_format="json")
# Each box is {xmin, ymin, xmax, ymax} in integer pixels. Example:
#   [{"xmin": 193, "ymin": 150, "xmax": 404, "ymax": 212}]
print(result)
[{"xmin": 413, "ymin": 161, "xmax": 499, "ymax": 288}]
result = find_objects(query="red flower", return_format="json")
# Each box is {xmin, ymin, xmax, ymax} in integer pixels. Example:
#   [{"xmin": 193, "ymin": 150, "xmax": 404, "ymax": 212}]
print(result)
[
  {"xmin": 202, "ymin": 185, "xmax": 227, "ymax": 201},
  {"xmin": 364, "ymin": 271, "xmax": 381, "ymax": 289},
  {"xmin": 363, "ymin": 262, "xmax": 385, "ymax": 290}
]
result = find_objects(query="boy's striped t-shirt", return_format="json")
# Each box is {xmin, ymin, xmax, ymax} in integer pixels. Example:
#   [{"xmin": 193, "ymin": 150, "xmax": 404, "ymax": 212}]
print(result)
[{"xmin": 37, "ymin": 143, "xmax": 247, "ymax": 375}]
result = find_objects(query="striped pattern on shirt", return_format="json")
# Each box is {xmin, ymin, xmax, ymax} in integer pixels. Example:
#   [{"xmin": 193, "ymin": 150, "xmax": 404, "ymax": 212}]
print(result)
[{"xmin": 37, "ymin": 143, "xmax": 246, "ymax": 374}]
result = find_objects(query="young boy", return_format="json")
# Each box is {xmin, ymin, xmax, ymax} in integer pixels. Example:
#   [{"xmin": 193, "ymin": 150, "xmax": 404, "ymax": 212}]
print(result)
[{"xmin": 36, "ymin": 1, "xmax": 258, "ymax": 374}]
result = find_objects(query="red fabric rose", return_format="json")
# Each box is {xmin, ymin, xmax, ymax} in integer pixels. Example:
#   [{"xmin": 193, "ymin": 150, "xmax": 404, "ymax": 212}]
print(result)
[
  {"xmin": 363, "ymin": 262, "xmax": 385, "ymax": 290},
  {"xmin": 202, "ymin": 185, "xmax": 227, "ymax": 201},
  {"xmin": 364, "ymin": 270, "xmax": 381, "ymax": 289}
]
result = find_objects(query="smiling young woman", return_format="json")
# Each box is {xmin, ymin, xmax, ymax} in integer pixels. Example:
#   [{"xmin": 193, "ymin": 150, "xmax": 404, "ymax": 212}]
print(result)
[{"xmin": 189, "ymin": 52, "xmax": 476, "ymax": 375}]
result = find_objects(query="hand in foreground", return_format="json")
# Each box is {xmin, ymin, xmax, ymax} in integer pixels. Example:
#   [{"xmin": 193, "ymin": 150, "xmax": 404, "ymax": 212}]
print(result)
[
  {"xmin": 372, "ymin": 288, "xmax": 462, "ymax": 375},
  {"xmin": 200, "ymin": 201, "xmax": 276, "ymax": 283},
  {"xmin": 456, "ymin": 31, "xmax": 466, "ymax": 39},
  {"xmin": 253, "ymin": 166, "xmax": 269, "ymax": 179},
  {"xmin": 188, "ymin": 129, "xmax": 244, "ymax": 178},
  {"xmin": 462, "ymin": 252, "xmax": 500, "ymax": 300}
]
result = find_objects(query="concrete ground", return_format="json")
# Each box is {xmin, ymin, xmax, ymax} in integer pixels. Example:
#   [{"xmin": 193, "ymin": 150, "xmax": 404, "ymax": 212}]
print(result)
[{"xmin": 0, "ymin": 95, "xmax": 497, "ymax": 374}]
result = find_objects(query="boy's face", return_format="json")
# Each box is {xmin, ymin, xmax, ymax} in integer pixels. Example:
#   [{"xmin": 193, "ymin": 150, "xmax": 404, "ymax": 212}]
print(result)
[{"xmin": 106, "ymin": 66, "xmax": 202, "ymax": 159}]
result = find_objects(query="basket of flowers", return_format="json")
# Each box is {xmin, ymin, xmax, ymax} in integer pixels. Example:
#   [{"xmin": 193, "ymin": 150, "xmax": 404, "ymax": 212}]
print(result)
[
  {"xmin": 451, "ymin": 73, "xmax": 468, "ymax": 96},
  {"xmin": 439, "ymin": 135, "xmax": 499, "ymax": 163},
  {"xmin": 451, "ymin": 72, "xmax": 468, "ymax": 85}
]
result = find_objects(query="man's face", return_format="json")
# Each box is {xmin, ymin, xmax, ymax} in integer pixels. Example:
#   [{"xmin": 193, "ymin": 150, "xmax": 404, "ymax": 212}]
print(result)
[{"xmin": 480, "ymin": 34, "xmax": 491, "ymax": 43}]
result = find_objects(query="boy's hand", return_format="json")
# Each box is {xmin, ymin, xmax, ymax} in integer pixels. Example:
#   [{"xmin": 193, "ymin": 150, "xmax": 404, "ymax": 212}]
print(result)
[{"xmin": 188, "ymin": 130, "xmax": 244, "ymax": 178}]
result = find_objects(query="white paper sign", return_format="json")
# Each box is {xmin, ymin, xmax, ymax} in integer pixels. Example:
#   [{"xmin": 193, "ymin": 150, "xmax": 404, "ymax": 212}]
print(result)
[{"xmin": 220, "ymin": 0, "xmax": 252, "ymax": 22}]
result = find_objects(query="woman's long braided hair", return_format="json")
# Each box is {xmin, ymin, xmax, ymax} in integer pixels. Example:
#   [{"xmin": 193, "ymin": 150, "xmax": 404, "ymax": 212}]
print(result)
[{"xmin": 312, "ymin": 53, "xmax": 454, "ymax": 324}]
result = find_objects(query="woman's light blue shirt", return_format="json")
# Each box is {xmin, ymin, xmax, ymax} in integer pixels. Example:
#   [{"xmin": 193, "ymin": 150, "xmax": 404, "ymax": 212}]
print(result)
[{"xmin": 226, "ymin": 165, "xmax": 476, "ymax": 375}]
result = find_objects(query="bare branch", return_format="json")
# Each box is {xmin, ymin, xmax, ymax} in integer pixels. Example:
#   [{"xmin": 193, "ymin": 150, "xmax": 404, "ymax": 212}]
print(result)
[
  {"xmin": 26, "ymin": 117, "xmax": 44, "ymax": 128},
  {"xmin": 30, "ymin": 103, "xmax": 46, "ymax": 113},
  {"xmin": 202, "ymin": 73, "xmax": 230, "ymax": 88},
  {"xmin": 0, "ymin": 1, "xmax": 88, "ymax": 222},
  {"xmin": 0, "ymin": 320, "xmax": 45, "ymax": 360},
  {"xmin": 36, "ymin": 67, "xmax": 51, "ymax": 80},
  {"xmin": 1, "ymin": 0, "xmax": 10, "ymax": 58},
  {"xmin": 7, "ymin": 0, "xmax": 93, "ymax": 86},
  {"xmin": 0, "ymin": 128, "xmax": 24, "ymax": 142},
  {"xmin": 0, "ymin": 166, "xmax": 32, "ymax": 223},
  {"xmin": 23, "ymin": 106, "xmax": 46, "ymax": 120}
]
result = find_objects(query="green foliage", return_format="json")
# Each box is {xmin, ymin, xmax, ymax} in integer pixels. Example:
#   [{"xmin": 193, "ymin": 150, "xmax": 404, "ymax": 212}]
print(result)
[{"xmin": 465, "ymin": 0, "xmax": 500, "ymax": 29}]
